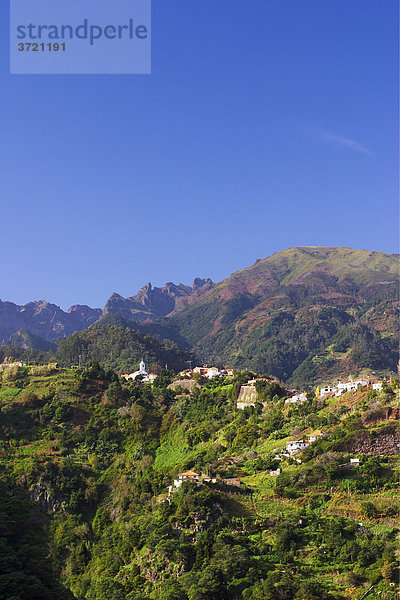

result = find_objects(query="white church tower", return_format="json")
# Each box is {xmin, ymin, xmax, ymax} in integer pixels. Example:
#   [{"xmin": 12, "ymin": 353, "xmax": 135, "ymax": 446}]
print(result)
[{"xmin": 139, "ymin": 360, "xmax": 147, "ymax": 375}]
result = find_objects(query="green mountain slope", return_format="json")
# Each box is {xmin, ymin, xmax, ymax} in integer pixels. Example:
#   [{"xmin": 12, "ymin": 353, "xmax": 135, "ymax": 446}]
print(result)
[
  {"xmin": 0, "ymin": 366, "xmax": 398, "ymax": 599},
  {"xmin": 167, "ymin": 247, "xmax": 399, "ymax": 383},
  {"xmin": 9, "ymin": 328, "xmax": 58, "ymax": 352},
  {"xmin": 55, "ymin": 323, "xmax": 194, "ymax": 372}
]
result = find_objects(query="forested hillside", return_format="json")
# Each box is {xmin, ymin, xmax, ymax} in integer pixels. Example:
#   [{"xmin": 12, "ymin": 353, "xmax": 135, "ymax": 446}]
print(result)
[
  {"xmin": 0, "ymin": 324, "xmax": 194, "ymax": 375},
  {"xmin": 0, "ymin": 364, "xmax": 398, "ymax": 599},
  {"xmin": 55, "ymin": 324, "xmax": 193, "ymax": 372}
]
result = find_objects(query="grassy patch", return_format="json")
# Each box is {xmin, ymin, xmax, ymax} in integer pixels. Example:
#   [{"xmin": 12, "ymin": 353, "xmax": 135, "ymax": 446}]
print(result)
[
  {"xmin": 255, "ymin": 434, "xmax": 291, "ymax": 455},
  {"xmin": 0, "ymin": 387, "xmax": 21, "ymax": 401},
  {"xmin": 154, "ymin": 426, "xmax": 197, "ymax": 471}
]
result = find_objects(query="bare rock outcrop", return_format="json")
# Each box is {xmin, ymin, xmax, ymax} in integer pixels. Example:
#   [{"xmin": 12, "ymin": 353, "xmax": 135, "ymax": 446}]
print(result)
[
  {"xmin": 29, "ymin": 482, "xmax": 63, "ymax": 512},
  {"xmin": 336, "ymin": 425, "xmax": 400, "ymax": 455}
]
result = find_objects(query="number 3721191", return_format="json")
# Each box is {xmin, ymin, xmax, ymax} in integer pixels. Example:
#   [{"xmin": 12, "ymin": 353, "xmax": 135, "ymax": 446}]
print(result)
[{"xmin": 18, "ymin": 42, "xmax": 66, "ymax": 52}]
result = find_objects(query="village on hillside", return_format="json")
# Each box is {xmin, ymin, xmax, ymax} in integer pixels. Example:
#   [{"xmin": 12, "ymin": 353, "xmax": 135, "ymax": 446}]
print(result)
[
  {"xmin": 0, "ymin": 357, "xmax": 389, "ymax": 473},
  {"xmin": 113, "ymin": 359, "xmax": 390, "ymax": 498},
  {"xmin": 116, "ymin": 358, "xmax": 386, "ymax": 403}
]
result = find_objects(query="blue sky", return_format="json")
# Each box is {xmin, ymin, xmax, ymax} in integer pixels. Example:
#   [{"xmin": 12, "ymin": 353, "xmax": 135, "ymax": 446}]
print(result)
[{"xmin": 1, "ymin": 0, "xmax": 398, "ymax": 309}]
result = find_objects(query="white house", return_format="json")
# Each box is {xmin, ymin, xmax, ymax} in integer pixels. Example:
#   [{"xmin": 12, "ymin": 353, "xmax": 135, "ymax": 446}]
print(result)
[
  {"xmin": 319, "ymin": 385, "xmax": 337, "ymax": 398},
  {"xmin": 285, "ymin": 392, "xmax": 307, "ymax": 405},
  {"xmin": 173, "ymin": 471, "xmax": 200, "ymax": 488},
  {"xmin": 206, "ymin": 367, "xmax": 220, "ymax": 378},
  {"xmin": 286, "ymin": 440, "xmax": 309, "ymax": 455},
  {"xmin": 347, "ymin": 380, "xmax": 360, "ymax": 391},
  {"xmin": 192, "ymin": 366, "xmax": 221, "ymax": 379},
  {"xmin": 308, "ymin": 430, "xmax": 330, "ymax": 443},
  {"xmin": 0, "ymin": 361, "xmax": 26, "ymax": 369},
  {"xmin": 336, "ymin": 379, "xmax": 371, "ymax": 397},
  {"xmin": 192, "ymin": 366, "xmax": 209, "ymax": 376},
  {"xmin": 143, "ymin": 373, "xmax": 158, "ymax": 383},
  {"xmin": 372, "ymin": 381, "xmax": 383, "ymax": 391},
  {"xmin": 335, "ymin": 379, "xmax": 370, "ymax": 396},
  {"xmin": 180, "ymin": 367, "xmax": 233, "ymax": 379},
  {"xmin": 336, "ymin": 381, "xmax": 350, "ymax": 394},
  {"xmin": 269, "ymin": 468, "xmax": 281, "ymax": 477},
  {"xmin": 224, "ymin": 369, "xmax": 234, "ymax": 378}
]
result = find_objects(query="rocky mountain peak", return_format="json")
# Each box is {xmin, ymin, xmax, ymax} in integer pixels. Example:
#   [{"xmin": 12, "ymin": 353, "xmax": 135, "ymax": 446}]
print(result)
[{"xmin": 192, "ymin": 277, "xmax": 213, "ymax": 289}]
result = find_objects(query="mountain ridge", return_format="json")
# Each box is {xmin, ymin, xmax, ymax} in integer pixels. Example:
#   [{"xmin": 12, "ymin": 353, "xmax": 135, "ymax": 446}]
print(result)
[
  {"xmin": 103, "ymin": 277, "xmax": 214, "ymax": 321},
  {"xmin": 0, "ymin": 299, "xmax": 102, "ymax": 345},
  {"xmin": 0, "ymin": 246, "xmax": 398, "ymax": 384},
  {"xmin": 164, "ymin": 247, "xmax": 399, "ymax": 383}
]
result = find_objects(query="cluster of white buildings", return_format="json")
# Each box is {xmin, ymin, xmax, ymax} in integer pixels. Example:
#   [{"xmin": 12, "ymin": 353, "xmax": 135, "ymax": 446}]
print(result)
[
  {"xmin": 284, "ymin": 378, "xmax": 385, "ymax": 406},
  {"xmin": 319, "ymin": 378, "xmax": 384, "ymax": 398},
  {"xmin": 178, "ymin": 366, "xmax": 234, "ymax": 380},
  {"xmin": 285, "ymin": 430, "xmax": 330, "ymax": 456},
  {"xmin": 0, "ymin": 360, "xmax": 26, "ymax": 369},
  {"xmin": 121, "ymin": 360, "xmax": 158, "ymax": 383},
  {"xmin": 119, "ymin": 363, "xmax": 386, "ymax": 404},
  {"xmin": 286, "ymin": 440, "xmax": 310, "ymax": 454},
  {"xmin": 119, "ymin": 362, "xmax": 235, "ymax": 384}
]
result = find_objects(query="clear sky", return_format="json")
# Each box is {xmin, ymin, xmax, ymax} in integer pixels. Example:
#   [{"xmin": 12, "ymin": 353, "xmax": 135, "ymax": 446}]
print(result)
[{"xmin": 1, "ymin": 0, "xmax": 398, "ymax": 309}]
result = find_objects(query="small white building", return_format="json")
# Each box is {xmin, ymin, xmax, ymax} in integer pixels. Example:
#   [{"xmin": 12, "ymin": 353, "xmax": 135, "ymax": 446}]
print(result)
[
  {"xmin": 123, "ymin": 359, "xmax": 148, "ymax": 381},
  {"xmin": 173, "ymin": 470, "xmax": 200, "ymax": 488},
  {"xmin": 337, "ymin": 380, "xmax": 360, "ymax": 394},
  {"xmin": 192, "ymin": 366, "xmax": 221, "ymax": 379},
  {"xmin": 319, "ymin": 385, "xmax": 337, "ymax": 398},
  {"xmin": 286, "ymin": 440, "xmax": 309, "ymax": 455},
  {"xmin": 335, "ymin": 379, "xmax": 370, "ymax": 396},
  {"xmin": 0, "ymin": 361, "xmax": 26, "ymax": 369},
  {"xmin": 372, "ymin": 381, "xmax": 383, "ymax": 391},
  {"xmin": 285, "ymin": 392, "xmax": 307, "ymax": 405},
  {"xmin": 143, "ymin": 373, "xmax": 158, "ymax": 383},
  {"xmin": 335, "ymin": 381, "xmax": 351, "ymax": 395},
  {"xmin": 180, "ymin": 367, "xmax": 233, "ymax": 379},
  {"xmin": 269, "ymin": 468, "xmax": 281, "ymax": 477},
  {"xmin": 139, "ymin": 360, "xmax": 147, "ymax": 375},
  {"xmin": 206, "ymin": 367, "xmax": 220, "ymax": 378},
  {"xmin": 308, "ymin": 430, "xmax": 330, "ymax": 443}
]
